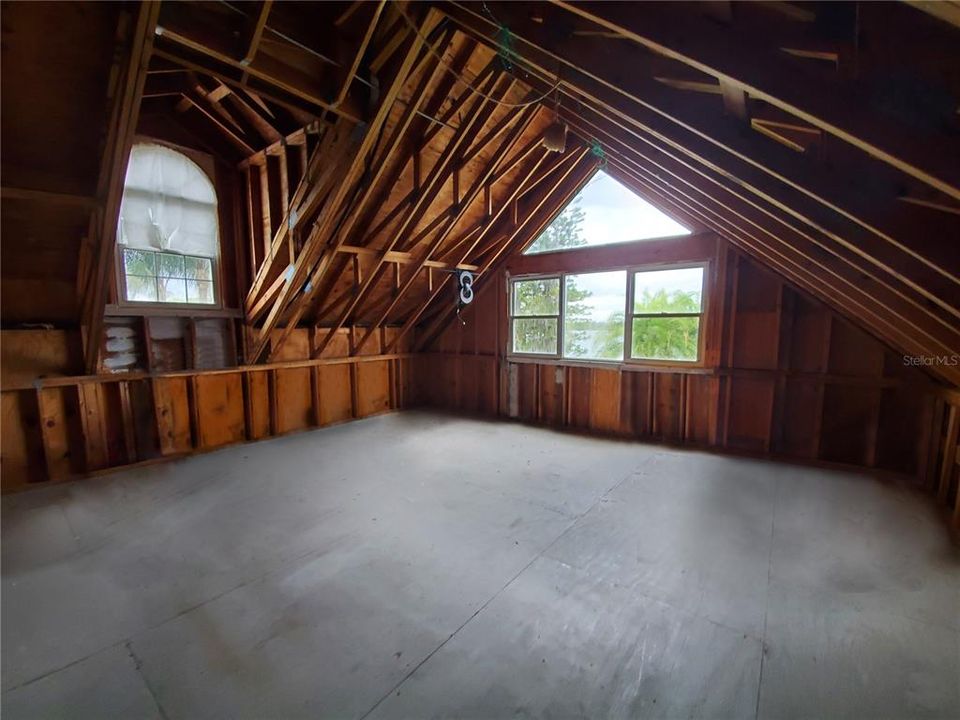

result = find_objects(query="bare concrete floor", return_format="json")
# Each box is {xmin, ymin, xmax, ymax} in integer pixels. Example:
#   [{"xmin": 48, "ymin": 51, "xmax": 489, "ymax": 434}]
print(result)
[{"xmin": 2, "ymin": 410, "xmax": 958, "ymax": 719}]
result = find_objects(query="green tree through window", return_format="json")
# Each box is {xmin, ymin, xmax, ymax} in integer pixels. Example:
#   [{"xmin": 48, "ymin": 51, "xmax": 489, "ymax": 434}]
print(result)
[{"xmin": 514, "ymin": 198, "xmax": 593, "ymax": 354}]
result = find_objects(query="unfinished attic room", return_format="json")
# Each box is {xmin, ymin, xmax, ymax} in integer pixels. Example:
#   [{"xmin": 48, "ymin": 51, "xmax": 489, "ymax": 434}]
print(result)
[{"xmin": 3, "ymin": 0, "xmax": 960, "ymax": 717}]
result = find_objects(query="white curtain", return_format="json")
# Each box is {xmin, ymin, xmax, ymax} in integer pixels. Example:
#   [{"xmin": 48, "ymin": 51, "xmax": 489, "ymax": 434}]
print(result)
[{"xmin": 118, "ymin": 144, "xmax": 219, "ymax": 257}]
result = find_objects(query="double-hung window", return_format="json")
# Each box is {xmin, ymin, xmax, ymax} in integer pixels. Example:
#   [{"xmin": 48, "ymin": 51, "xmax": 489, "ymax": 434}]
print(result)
[
  {"xmin": 510, "ymin": 276, "xmax": 561, "ymax": 355},
  {"xmin": 628, "ymin": 266, "xmax": 705, "ymax": 362},
  {"xmin": 509, "ymin": 264, "xmax": 706, "ymax": 365},
  {"xmin": 116, "ymin": 143, "xmax": 220, "ymax": 306}
]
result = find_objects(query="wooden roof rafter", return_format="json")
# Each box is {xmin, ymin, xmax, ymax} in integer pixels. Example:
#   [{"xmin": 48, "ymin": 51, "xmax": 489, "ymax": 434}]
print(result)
[
  {"xmin": 350, "ymin": 97, "xmax": 544, "ymax": 355},
  {"xmin": 258, "ymin": 23, "xmax": 471, "ymax": 359},
  {"xmin": 384, "ymin": 143, "xmax": 589, "ymax": 354},
  {"xmin": 153, "ymin": 0, "xmax": 388, "ymax": 123},
  {"xmin": 443, "ymin": 3, "xmax": 959, "ymax": 304},
  {"xmin": 414, "ymin": 147, "xmax": 598, "ymax": 351},
  {"xmin": 309, "ymin": 66, "xmax": 513, "ymax": 359},
  {"xmin": 557, "ymin": 97, "xmax": 959, "ymax": 338},
  {"xmin": 551, "ymin": 0, "xmax": 960, "ymax": 202},
  {"xmin": 561, "ymin": 103, "xmax": 960, "ymax": 365},
  {"xmin": 247, "ymin": 8, "xmax": 448, "ymax": 363},
  {"xmin": 437, "ymin": 1, "xmax": 960, "ymax": 386}
]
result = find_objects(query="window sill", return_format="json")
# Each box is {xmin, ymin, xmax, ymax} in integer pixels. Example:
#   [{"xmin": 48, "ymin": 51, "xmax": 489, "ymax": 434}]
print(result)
[
  {"xmin": 105, "ymin": 304, "xmax": 243, "ymax": 319},
  {"xmin": 505, "ymin": 354, "xmax": 712, "ymax": 374}
]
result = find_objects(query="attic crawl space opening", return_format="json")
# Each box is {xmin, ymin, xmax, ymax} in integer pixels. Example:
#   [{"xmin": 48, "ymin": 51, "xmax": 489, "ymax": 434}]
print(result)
[{"xmin": 523, "ymin": 169, "xmax": 691, "ymax": 255}]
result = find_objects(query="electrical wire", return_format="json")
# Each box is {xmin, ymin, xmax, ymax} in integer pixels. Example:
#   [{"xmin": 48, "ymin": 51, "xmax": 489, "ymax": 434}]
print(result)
[{"xmin": 395, "ymin": 6, "xmax": 561, "ymax": 109}]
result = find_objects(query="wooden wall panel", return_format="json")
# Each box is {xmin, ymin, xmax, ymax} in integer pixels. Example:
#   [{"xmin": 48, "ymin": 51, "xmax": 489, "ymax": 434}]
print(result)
[
  {"xmin": 731, "ymin": 260, "xmax": 780, "ymax": 370},
  {"xmin": 828, "ymin": 319, "xmax": 885, "ymax": 378},
  {"xmin": 271, "ymin": 329, "xmax": 311, "ymax": 361},
  {"xmin": 245, "ymin": 372, "xmax": 272, "ymax": 440},
  {"xmin": 355, "ymin": 361, "xmax": 390, "ymax": 417},
  {"xmin": 422, "ymin": 241, "xmax": 940, "ymax": 487},
  {"xmin": 685, "ymin": 375, "xmax": 717, "ymax": 446},
  {"xmin": 193, "ymin": 374, "xmax": 246, "ymax": 449},
  {"xmin": 274, "ymin": 367, "xmax": 314, "ymax": 433},
  {"xmin": 538, "ymin": 365, "xmax": 564, "ymax": 426},
  {"xmin": 517, "ymin": 363, "xmax": 538, "ymax": 422},
  {"xmin": 787, "ymin": 293, "xmax": 830, "ymax": 373},
  {"xmin": 129, "ymin": 380, "xmax": 159, "ymax": 460},
  {"xmin": 317, "ymin": 364, "xmax": 353, "ymax": 425},
  {"xmin": 653, "ymin": 373, "xmax": 683, "ymax": 442},
  {"xmin": 319, "ymin": 329, "xmax": 352, "ymax": 358},
  {"xmin": 36, "ymin": 387, "xmax": 76, "ymax": 480},
  {"xmin": 77, "ymin": 382, "xmax": 110, "ymax": 470},
  {"xmin": 820, "ymin": 385, "xmax": 881, "ymax": 466},
  {"xmin": 1, "ymin": 341, "xmax": 415, "ymax": 493},
  {"xmin": 778, "ymin": 378, "xmax": 821, "ymax": 459},
  {"xmin": 876, "ymin": 386, "xmax": 924, "ymax": 476},
  {"xmin": 726, "ymin": 377, "xmax": 774, "ymax": 452},
  {"xmin": 1, "ymin": 391, "xmax": 44, "ymax": 489},
  {"xmin": 152, "ymin": 377, "xmax": 192, "ymax": 455},
  {"xmin": 589, "ymin": 369, "xmax": 622, "ymax": 435},
  {"xmin": 567, "ymin": 367, "xmax": 593, "ymax": 430},
  {"xmin": 0, "ymin": 329, "xmax": 82, "ymax": 385}
]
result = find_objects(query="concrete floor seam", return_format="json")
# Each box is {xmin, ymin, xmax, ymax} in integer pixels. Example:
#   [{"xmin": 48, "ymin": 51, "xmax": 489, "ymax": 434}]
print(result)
[
  {"xmin": 754, "ymin": 471, "xmax": 780, "ymax": 720},
  {"xmin": 125, "ymin": 642, "xmax": 169, "ymax": 720}
]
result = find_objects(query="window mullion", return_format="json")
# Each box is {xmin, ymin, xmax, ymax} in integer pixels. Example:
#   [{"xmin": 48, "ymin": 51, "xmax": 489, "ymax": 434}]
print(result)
[
  {"xmin": 557, "ymin": 273, "xmax": 566, "ymax": 358},
  {"xmin": 623, "ymin": 269, "xmax": 634, "ymax": 362}
]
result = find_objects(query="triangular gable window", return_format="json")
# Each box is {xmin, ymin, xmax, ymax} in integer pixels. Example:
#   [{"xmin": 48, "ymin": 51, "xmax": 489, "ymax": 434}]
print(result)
[{"xmin": 524, "ymin": 170, "xmax": 690, "ymax": 255}]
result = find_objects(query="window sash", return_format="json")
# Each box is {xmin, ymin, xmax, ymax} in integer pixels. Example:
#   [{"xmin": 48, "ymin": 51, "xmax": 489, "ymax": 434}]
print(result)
[
  {"xmin": 509, "ymin": 276, "xmax": 562, "ymax": 357},
  {"xmin": 627, "ymin": 265, "xmax": 705, "ymax": 363},
  {"xmin": 508, "ymin": 262, "xmax": 707, "ymax": 366},
  {"xmin": 119, "ymin": 248, "xmax": 219, "ymax": 307}
]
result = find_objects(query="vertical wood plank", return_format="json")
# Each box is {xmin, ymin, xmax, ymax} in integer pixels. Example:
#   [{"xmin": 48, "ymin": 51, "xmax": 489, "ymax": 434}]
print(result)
[
  {"xmin": 118, "ymin": 381, "xmax": 138, "ymax": 463},
  {"xmin": 938, "ymin": 404, "xmax": 959, "ymax": 504},
  {"xmin": 36, "ymin": 388, "xmax": 72, "ymax": 481}
]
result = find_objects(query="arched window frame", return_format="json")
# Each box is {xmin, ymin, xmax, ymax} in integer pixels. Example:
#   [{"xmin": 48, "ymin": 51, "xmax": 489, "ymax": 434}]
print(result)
[{"xmin": 115, "ymin": 142, "xmax": 222, "ymax": 309}]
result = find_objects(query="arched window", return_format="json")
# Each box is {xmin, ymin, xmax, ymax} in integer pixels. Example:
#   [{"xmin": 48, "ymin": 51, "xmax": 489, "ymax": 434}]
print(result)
[{"xmin": 117, "ymin": 143, "xmax": 219, "ymax": 305}]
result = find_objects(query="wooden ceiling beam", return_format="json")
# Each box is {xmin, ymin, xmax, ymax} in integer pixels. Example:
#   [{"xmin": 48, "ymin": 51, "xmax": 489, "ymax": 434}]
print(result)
[
  {"xmin": 268, "ymin": 26, "xmax": 468, "ymax": 352},
  {"xmin": 244, "ymin": 119, "xmax": 349, "ymax": 312},
  {"xmin": 602, "ymin": 152, "xmax": 942, "ymax": 366},
  {"xmin": 151, "ymin": 47, "xmax": 330, "ymax": 120},
  {"xmin": 311, "ymin": 69, "xmax": 510, "ymax": 359},
  {"xmin": 384, "ymin": 145, "xmax": 573, "ymax": 349},
  {"xmin": 207, "ymin": 79, "xmax": 284, "ymax": 144},
  {"xmin": 1, "ymin": 186, "xmax": 98, "ymax": 210},
  {"xmin": 413, "ymin": 152, "xmax": 597, "ymax": 352},
  {"xmin": 353, "ymin": 99, "xmax": 542, "ymax": 354},
  {"xmin": 242, "ymin": 1, "xmax": 273, "ymax": 65},
  {"xmin": 904, "ymin": 1, "xmax": 960, "ymax": 30},
  {"xmin": 550, "ymin": 0, "xmax": 960, "ymax": 201},
  {"xmin": 251, "ymin": 9, "xmax": 445, "ymax": 363},
  {"xmin": 154, "ymin": 9, "xmax": 363, "ymax": 123},
  {"xmin": 330, "ymin": 0, "xmax": 387, "ymax": 109},
  {"xmin": 568, "ymin": 91, "xmax": 960, "ymax": 328},
  {"xmin": 176, "ymin": 90, "xmax": 257, "ymax": 156}
]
